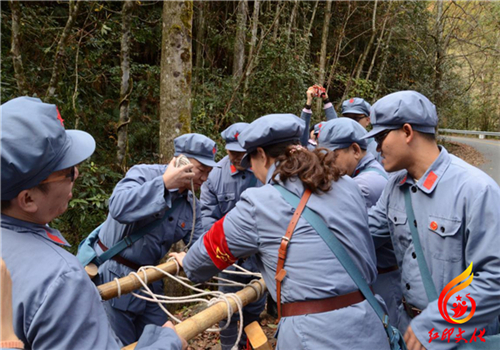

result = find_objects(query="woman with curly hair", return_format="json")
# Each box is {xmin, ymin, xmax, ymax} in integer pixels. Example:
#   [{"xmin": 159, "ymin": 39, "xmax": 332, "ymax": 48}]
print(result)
[{"xmin": 171, "ymin": 114, "xmax": 390, "ymax": 350}]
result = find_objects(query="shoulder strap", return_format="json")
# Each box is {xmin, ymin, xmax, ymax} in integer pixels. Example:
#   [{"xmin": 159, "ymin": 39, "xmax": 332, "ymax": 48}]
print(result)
[
  {"xmin": 403, "ymin": 186, "xmax": 438, "ymax": 302},
  {"xmin": 273, "ymin": 185, "xmax": 388, "ymax": 322},
  {"xmin": 274, "ymin": 187, "xmax": 312, "ymax": 321},
  {"xmin": 359, "ymin": 167, "xmax": 388, "ymax": 180},
  {"xmin": 96, "ymin": 197, "xmax": 184, "ymax": 265}
]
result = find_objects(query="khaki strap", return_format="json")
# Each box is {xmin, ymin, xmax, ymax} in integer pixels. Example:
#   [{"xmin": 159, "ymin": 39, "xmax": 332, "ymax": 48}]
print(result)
[{"xmin": 275, "ymin": 188, "xmax": 312, "ymax": 321}]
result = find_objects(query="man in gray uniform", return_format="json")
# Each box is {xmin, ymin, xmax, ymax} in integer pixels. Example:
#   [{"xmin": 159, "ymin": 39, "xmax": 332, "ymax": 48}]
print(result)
[
  {"xmin": 317, "ymin": 117, "xmax": 402, "ymax": 328},
  {"xmin": 95, "ymin": 133, "xmax": 217, "ymax": 345},
  {"xmin": 1, "ymin": 97, "xmax": 185, "ymax": 350},
  {"xmin": 366, "ymin": 91, "xmax": 500, "ymax": 350},
  {"xmin": 341, "ymin": 97, "xmax": 381, "ymax": 161},
  {"xmin": 200, "ymin": 122, "xmax": 265, "ymax": 350}
]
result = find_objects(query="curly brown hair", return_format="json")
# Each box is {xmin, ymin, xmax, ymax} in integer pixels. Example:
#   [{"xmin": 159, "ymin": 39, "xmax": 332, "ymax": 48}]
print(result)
[{"xmin": 266, "ymin": 142, "xmax": 341, "ymax": 194}]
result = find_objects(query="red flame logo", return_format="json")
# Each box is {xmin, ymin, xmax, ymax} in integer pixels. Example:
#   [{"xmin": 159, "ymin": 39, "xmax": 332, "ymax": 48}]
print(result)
[{"xmin": 438, "ymin": 262, "xmax": 476, "ymax": 324}]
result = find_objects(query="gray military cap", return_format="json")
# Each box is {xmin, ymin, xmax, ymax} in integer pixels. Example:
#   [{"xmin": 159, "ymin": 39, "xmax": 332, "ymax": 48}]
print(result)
[
  {"xmin": 317, "ymin": 118, "xmax": 368, "ymax": 151},
  {"xmin": 341, "ymin": 97, "xmax": 371, "ymax": 116},
  {"xmin": 364, "ymin": 90, "xmax": 438, "ymax": 139},
  {"xmin": 221, "ymin": 122, "xmax": 249, "ymax": 152},
  {"xmin": 238, "ymin": 114, "xmax": 305, "ymax": 168},
  {"xmin": 1, "ymin": 97, "xmax": 96, "ymax": 200},
  {"xmin": 174, "ymin": 133, "xmax": 218, "ymax": 167}
]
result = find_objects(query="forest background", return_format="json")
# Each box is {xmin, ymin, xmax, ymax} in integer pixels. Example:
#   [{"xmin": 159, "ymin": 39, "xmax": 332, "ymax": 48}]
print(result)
[{"xmin": 1, "ymin": 0, "xmax": 499, "ymax": 250}]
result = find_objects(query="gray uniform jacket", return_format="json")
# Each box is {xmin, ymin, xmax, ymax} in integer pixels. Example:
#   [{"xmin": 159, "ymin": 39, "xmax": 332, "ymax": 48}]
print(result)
[
  {"xmin": 369, "ymin": 146, "xmax": 500, "ymax": 349},
  {"xmin": 0, "ymin": 214, "xmax": 182, "ymax": 350},
  {"xmin": 97, "ymin": 164, "xmax": 203, "ymax": 312},
  {"xmin": 200, "ymin": 155, "xmax": 261, "ymax": 232},
  {"xmin": 184, "ymin": 165, "xmax": 390, "ymax": 350}
]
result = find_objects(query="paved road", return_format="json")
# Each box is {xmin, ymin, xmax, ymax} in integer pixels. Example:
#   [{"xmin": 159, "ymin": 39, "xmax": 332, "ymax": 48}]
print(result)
[{"xmin": 440, "ymin": 135, "xmax": 500, "ymax": 185}]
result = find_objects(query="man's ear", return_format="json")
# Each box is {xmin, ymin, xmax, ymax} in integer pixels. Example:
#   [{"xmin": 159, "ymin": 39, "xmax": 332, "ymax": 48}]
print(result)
[
  {"xmin": 402, "ymin": 123, "xmax": 415, "ymax": 144},
  {"xmin": 351, "ymin": 143, "xmax": 363, "ymax": 160},
  {"xmin": 15, "ymin": 189, "xmax": 39, "ymax": 213}
]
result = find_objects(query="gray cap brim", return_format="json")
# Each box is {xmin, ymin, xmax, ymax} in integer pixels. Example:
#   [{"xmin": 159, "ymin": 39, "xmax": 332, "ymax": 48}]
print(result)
[
  {"xmin": 240, "ymin": 152, "xmax": 251, "ymax": 169},
  {"xmin": 53, "ymin": 130, "xmax": 96, "ymax": 171},
  {"xmin": 225, "ymin": 141, "xmax": 246, "ymax": 152},
  {"xmin": 185, "ymin": 154, "xmax": 217, "ymax": 168},
  {"xmin": 342, "ymin": 108, "xmax": 368, "ymax": 116},
  {"xmin": 362, "ymin": 125, "xmax": 400, "ymax": 139}
]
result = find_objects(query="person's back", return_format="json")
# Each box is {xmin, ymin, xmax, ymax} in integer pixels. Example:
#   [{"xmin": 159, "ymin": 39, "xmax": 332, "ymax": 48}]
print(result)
[{"xmin": 175, "ymin": 114, "xmax": 391, "ymax": 350}]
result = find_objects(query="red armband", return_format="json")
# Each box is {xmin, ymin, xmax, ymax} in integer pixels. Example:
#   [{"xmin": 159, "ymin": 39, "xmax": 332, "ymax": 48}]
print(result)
[{"xmin": 203, "ymin": 216, "xmax": 237, "ymax": 270}]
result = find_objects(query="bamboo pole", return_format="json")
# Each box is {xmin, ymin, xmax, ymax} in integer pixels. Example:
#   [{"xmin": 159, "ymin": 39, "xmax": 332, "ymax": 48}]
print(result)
[
  {"xmin": 122, "ymin": 279, "xmax": 267, "ymax": 350},
  {"xmin": 97, "ymin": 260, "xmax": 179, "ymax": 301}
]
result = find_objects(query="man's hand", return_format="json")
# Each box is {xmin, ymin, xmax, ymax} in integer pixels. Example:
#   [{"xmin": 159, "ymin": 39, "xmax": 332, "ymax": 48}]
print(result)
[
  {"xmin": 404, "ymin": 325, "xmax": 426, "ymax": 350},
  {"xmin": 163, "ymin": 158, "xmax": 194, "ymax": 190},
  {"xmin": 162, "ymin": 321, "xmax": 188, "ymax": 350},
  {"xmin": 169, "ymin": 252, "xmax": 186, "ymax": 268}
]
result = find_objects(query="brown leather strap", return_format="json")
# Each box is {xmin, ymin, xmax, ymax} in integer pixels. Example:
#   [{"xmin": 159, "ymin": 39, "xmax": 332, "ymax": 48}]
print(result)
[
  {"xmin": 97, "ymin": 239, "xmax": 141, "ymax": 271},
  {"xmin": 275, "ymin": 188, "xmax": 312, "ymax": 321},
  {"xmin": 377, "ymin": 265, "xmax": 399, "ymax": 274},
  {"xmin": 402, "ymin": 296, "xmax": 422, "ymax": 318},
  {"xmin": 281, "ymin": 289, "xmax": 366, "ymax": 317}
]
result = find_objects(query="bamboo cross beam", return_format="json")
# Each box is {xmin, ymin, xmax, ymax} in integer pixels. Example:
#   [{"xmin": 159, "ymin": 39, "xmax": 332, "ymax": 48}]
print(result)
[
  {"xmin": 97, "ymin": 260, "xmax": 179, "ymax": 301},
  {"xmin": 121, "ymin": 278, "xmax": 268, "ymax": 350}
]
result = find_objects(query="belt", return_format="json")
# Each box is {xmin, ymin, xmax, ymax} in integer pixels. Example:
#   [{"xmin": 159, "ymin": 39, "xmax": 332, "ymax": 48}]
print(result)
[
  {"xmin": 377, "ymin": 265, "xmax": 399, "ymax": 274},
  {"xmin": 281, "ymin": 289, "xmax": 366, "ymax": 317},
  {"xmin": 97, "ymin": 239, "xmax": 140, "ymax": 271},
  {"xmin": 402, "ymin": 297, "xmax": 422, "ymax": 318}
]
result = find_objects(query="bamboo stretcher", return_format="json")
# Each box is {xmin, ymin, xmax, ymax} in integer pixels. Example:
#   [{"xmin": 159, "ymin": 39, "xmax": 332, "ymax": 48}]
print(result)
[
  {"xmin": 95, "ymin": 261, "xmax": 268, "ymax": 349},
  {"xmin": 121, "ymin": 278, "xmax": 267, "ymax": 350}
]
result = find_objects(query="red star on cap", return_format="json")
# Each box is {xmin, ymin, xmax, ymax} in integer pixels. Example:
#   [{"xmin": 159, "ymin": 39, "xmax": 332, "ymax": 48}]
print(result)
[
  {"xmin": 212, "ymin": 146, "xmax": 217, "ymax": 154},
  {"xmin": 349, "ymin": 98, "xmax": 355, "ymax": 103},
  {"xmin": 235, "ymin": 132, "xmax": 239, "ymax": 140},
  {"xmin": 56, "ymin": 107, "xmax": 65, "ymax": 127}
]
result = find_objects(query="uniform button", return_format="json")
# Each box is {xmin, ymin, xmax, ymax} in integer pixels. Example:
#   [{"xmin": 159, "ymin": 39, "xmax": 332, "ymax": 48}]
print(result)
[
  {"xmin": 411, "ymin": 186, "xmax": 417, "ymax": 193},
  {"xmin": 154, "ymin": 213, "xmax": 162, "ymax": 218},
  {"xmin": 394, "ymin": 217, "xmax": 397, "ymax": 222},
  {"xmin": 242, "ymin": 175, "xmax": 246, "ymax": 180},
  {"xmin": 412, "ymin": 252, "xmax": 416, "ymax": 259},
  {"xmin": 406, "ymin": 283, "xmax": 411, "ymax": 290},
  {"xmin": 440, "ymin": 227, "xmax": 445, "ymax": 233},
  {"xmin": 475, "ymin": 272, "xmax": 480, "ymax": 277},
  {"xmin": 414, "ymin": 220, "xmax": 417, "ymax": 228},
  {"xmin": 225, "ymin": 196, "xmax": 228, "ymax": 200},
  {"xmin": 291, "ymin": 208, "xmax": 295, "ymax": 213},
  {"xmin": 168, "ymin": 217, "xmax": 173, "ymax": 222}
]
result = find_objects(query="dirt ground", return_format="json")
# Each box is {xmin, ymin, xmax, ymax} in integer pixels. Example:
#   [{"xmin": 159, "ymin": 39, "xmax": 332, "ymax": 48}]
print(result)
[{"xmin": 183, "ymin": 140, "xmax": 482, "ymax": 350}]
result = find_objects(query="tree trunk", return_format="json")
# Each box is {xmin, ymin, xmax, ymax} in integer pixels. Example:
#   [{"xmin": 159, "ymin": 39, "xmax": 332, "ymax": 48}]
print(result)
[
  {"xmin": 9, "ymin": 0, "xmax": 27, "ymax": 95},
  {"xmin": 375, "ymin": 25, "xmax": 394, "ymax": 97},
  {"xmin": 233, "ymin": 0, "xmax": 247, "ymax": 80},
  {"xmin": 366, "ymin": 3, "xmax": 391, "ymax": 81},
  {"xmin": 243, "ymin": 0, "xmax": 260, "ymax": 104},
  {"xmin": 46, "ymin": 0, "xmax": 81, "ymax": 99},
  {"xmin": 272, "ymin": 0, "xmax": 281, "ymax": 42},
  {"xmin": 434, "ymin": 0, "xmax": 445, "ymax": 108},
  {"xmin": 194, "ymin": 1, "xmax": 205, "ymax": 73},
  {"xmin": 355, "ymin": 0, "xmax": 378, "ymax": 80},
  {"xmin": 285, "ymin": 0, "xmax": 299, "ymax": 45},
  {"xmin": 117, "ymin": 0, "xmax": 134, "ymax": 172},
  {"xmin": 316, "ymin": 0, "xmax": 332, "ymax": 115},
  {"xmin": 159, "ymin": 1, "xmax": 193, "ymax": 164}
]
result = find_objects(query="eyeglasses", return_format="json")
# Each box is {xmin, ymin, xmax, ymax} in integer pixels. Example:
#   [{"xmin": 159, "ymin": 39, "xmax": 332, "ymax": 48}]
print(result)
[
  {"xmin": 40, "ymin": 166, "xmax": 76, "ymax": 184},
  {"xmin": 374, "ymin": 129, "xmax": 394, "ymax": 146}
]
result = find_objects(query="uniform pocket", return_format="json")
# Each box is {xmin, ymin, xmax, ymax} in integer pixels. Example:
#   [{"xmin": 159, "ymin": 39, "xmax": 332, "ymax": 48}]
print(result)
[
  {"xmin": 388, "ymin": 208, "xmax": 411, "ymax": 256},
  {"xmin": 427, "ymin": 215, "xmax": 462, "ymax": 262},
  {"xmin": 217, "ymin": 192, "xmax": 236, "ymax": 214}
]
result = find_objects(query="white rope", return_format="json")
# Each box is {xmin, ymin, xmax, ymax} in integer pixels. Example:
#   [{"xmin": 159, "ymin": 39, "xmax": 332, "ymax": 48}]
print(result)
[
  {"xmin": 121, "ymin": 261, "xmax": 262, "ymax": 350},
  {"xmin": 114, "ymin": 277, "xmax": 121, "ymax": 298}
]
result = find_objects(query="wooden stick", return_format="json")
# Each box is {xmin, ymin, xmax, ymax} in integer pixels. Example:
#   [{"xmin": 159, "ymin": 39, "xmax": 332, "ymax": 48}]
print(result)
[
  {"xmin": 121, "ymin": 279, "xmax": 267, "ymax": 350},
  {"xmin": 97, "ymin": 260, "xmax": 179, "ymax": 301}
]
